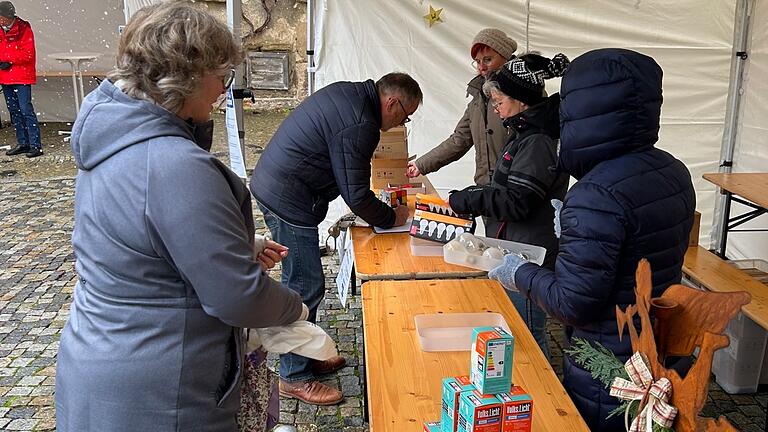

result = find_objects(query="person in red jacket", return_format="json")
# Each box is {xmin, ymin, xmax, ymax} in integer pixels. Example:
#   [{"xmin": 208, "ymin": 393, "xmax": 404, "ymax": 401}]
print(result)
[{"xmin": 0, "ymin": 1, "xmax": 42, "ymax": 158}]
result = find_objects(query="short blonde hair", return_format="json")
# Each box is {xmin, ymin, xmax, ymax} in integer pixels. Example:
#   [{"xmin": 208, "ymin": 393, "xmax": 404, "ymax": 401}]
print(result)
[{"xmin": 108, "ymin": 1, "xmax": 244, "ymax": 114}]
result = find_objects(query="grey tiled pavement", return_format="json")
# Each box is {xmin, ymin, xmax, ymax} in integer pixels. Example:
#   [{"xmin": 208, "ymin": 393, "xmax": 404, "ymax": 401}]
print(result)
[{"xmin": 2, "ymin": 178, "xmax": 768, "ymax": 431}]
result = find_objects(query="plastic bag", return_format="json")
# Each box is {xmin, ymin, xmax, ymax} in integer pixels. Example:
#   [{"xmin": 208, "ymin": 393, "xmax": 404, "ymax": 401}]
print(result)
[{"xmin": 247, "ymin": 321, "xmax": 338, "ymax": 361}]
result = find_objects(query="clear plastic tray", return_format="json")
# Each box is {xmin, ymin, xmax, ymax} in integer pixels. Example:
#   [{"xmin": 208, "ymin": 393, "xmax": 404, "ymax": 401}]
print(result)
[
  {"xmin": 442, "ymin": 236, "xmax": 546, "ymax": 271},
  {"xmin": 410, "ymin": 236, "xmax": 444, "ymax": 256},
  {"xmin": 414, "ymin": 313, "xmax": 511, "ymax": 352}
]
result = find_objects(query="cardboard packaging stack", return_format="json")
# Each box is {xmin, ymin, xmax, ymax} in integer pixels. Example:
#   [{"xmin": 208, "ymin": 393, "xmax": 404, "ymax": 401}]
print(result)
[
  {"xmin": 410, "ymin": 194, "xmax": 475, "ymax": 243},
  {"xmin": 372, "ymin": 126, "xmax": 409, "ymax": 189},
  {"xmin": 424, "ymin": 326, "xmax": 533, "ymax": 432}
]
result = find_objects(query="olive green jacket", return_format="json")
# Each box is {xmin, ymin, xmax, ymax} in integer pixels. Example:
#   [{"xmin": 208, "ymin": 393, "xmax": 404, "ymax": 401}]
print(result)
[{"xmin": 415, "ymin": 75, "xmax": 510, "ymax": 185}]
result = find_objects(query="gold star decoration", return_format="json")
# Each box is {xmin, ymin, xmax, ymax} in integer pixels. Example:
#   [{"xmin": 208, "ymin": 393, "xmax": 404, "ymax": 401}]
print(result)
[{"xmin": 423, "ymin": 5, "xmax": 443, "ymax": 28}]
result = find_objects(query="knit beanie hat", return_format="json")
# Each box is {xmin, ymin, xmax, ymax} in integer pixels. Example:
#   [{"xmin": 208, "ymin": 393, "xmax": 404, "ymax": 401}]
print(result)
[
  {"xmin": 492, "ymin": 53, "xmax": 570, "ymax": 106},
  {"xmin": 471, "ymin": 28, "xmax": 517, "ymax": 61},
  {"xmin": 0, "ymin": 1, "xmax": 15, "ymax": 19}
]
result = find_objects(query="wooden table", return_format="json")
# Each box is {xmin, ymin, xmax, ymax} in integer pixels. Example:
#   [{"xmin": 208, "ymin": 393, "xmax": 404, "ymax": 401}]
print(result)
[
  {"xmin": 704, "ymin": 173, "xmax": 768, "ymax": 257},
  {"xmin": 351, "ymin": 175, "xmax": 485, "ymax": 280},
  {"xmin": 362, "ymin": 279, "xmax": 589, "ymax": 432}
]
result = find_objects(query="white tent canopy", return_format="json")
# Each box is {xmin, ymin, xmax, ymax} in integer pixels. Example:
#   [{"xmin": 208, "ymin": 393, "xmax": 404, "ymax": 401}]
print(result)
[{"xmin": 310, "ymin": 0, "xmax": 768, "ymax": 260}]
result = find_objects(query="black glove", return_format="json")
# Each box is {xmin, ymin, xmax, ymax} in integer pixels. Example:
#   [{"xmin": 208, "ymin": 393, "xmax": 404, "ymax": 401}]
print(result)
[{"xmin": 0, "ymin": 62, "xmax": 11, "ymax": 70}]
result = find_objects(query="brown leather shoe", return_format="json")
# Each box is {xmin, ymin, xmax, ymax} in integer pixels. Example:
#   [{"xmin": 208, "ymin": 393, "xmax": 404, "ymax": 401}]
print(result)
[
  {"xmin": 279, "ymin": 379, "xmax": 343, "ymax": 406},
  {"xmin": 310, "ymin": 355, "xmax": 347, "ymax": 375}
]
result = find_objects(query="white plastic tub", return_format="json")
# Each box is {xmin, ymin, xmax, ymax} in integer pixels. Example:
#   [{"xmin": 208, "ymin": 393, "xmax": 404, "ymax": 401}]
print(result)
[
  {"xmin": 410, "ymin": 236, "xmax": 444, "ymax": 256},
  {"xmin": 442, "ymin": 236, "xmax": 546, "ymax": 271},
  {"xmin": 414, "ymin": 313, "xmax": 511, "ymax": 352}
]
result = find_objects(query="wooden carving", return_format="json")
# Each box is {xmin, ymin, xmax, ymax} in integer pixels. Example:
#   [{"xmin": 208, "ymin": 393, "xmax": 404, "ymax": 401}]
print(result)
[{"xmin": 615, "ymin": 259, "xmax": 751, "ymax": 432}]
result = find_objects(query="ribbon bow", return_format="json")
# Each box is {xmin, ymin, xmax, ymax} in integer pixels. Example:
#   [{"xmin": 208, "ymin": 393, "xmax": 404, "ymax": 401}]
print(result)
[{"xmin": 609, "ymin": 352, "xmax": 678, "ymax": 432}]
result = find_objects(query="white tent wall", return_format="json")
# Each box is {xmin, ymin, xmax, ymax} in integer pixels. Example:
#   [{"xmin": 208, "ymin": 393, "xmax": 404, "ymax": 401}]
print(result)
[
  {"xmin": 0, "ymin": 0, "xmax": 123, "ymax": 123},
  {"xmin": 724, "ymin": 0, "xmax": 768, "ymax": 260},
  {"xmin": 312, "ymin": 0, "xmax": 735, "ymax": 245}
]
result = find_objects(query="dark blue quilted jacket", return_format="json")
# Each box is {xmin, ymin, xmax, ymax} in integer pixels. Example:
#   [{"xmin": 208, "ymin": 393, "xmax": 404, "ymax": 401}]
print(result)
[
  {"xmin": 250, "ymin": 80, "xmax": 395, "ymax": 228},
  {"xmin": 515, "ymin": 49, "xmax": 696, "ymax": 431}
]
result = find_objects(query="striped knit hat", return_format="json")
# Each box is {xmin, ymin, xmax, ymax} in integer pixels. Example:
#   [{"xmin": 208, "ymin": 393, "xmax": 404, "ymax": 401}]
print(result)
[{"xmin": 493, "ymin": 53, "xmax": 570, "ymax": 106}]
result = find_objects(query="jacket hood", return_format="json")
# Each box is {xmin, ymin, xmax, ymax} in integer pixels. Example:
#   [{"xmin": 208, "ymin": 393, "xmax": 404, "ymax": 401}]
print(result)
[
  {"xmin": 466, "ymin": 74, "xmax": 485, "ymax": 98},
  {"xmin": 71, "ymin": 80, "xmax": 204, "ymax": 170},
  {"xmin": 504, "ymin": 93, "xmax": 560, "ymax": 140},
  {"xmin": 558, "ymin": 48, "xmax": 663, "ymax": 179}
]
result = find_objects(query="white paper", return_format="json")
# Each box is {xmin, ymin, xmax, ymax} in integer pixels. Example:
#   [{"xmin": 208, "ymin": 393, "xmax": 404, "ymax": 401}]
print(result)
[
  {"xmin": 336, "ymin": 233, "xmax": 354, "ymax": 308},
  {"xmin": 225, "ymin": 88, "xmax": 247, "ymax": 178},
  {"xmin": 373, "ymin": 217, "xmax": 413, "ymax": 234}
]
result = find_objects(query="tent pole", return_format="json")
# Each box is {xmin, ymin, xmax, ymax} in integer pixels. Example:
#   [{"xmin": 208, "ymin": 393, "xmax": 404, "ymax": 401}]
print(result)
[
  {"xmin": 307, "ymin": 0, "xmax": 316, "ymax": 95},
  {"xmin": 711, "ymin": 0, "xmax": 753, "ymax": 253}
]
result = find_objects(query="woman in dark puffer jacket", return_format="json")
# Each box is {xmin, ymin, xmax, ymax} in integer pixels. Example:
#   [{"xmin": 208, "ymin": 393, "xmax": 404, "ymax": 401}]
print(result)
[
  {"xmin": 449, "ymin": 53, "xmax": 570, "ymax": 359},
  {"xmin": 488, "ymin": 48, "xmax": 696, "ymax": 430}
]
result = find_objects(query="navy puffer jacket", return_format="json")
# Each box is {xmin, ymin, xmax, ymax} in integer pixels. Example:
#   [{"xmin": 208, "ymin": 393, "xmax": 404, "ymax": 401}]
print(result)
[
  {"xmin": 251, "ymin": 80, "xmax": 395, "ymax": 228},
  {"xmin": 514, "ymin": 49, "xmax": 696, "ymax": 431}
]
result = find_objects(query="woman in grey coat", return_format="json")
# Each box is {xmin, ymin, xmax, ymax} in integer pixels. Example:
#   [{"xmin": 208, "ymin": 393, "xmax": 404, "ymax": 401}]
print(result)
[{"xmin": 55, "ymin": 3, "xmax": 305, "ymax": 431}]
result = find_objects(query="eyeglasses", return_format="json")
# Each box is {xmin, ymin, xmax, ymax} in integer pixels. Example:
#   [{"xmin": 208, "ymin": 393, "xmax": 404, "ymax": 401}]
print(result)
[
  {"xmin": 221, "ymin": 68, "xmax": 236, "ymax": 89},
  {"xmin": 396, "ymin": 98, "xmax": 412, "ymax": 124},
  {"xmin": 472, "ymin": 56, "xmax": 498, "ymax": 69},
  {"xmin": 490, "ymin": 97, "xmax": 507, "ymax": 109}
]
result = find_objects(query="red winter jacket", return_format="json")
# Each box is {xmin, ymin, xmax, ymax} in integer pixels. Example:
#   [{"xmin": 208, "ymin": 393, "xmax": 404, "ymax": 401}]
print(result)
[{"xmin": 0, "ymin": 18, "xmax": 36, "ymax": 85}]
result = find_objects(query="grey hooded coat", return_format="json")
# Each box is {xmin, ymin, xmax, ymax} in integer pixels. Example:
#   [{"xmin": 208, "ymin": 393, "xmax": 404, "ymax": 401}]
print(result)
[{"xmin": 55, "ymin": 80, "xmax": 302, "ymax": 431}]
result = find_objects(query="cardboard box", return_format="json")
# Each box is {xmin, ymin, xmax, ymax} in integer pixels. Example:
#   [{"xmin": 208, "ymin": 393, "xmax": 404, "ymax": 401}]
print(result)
[
  {"xmin": 371, "ymin": 158, "xmax": 408, "ymax": 189},
  {"xmin": 374, "ymin": 126, "xmax": 408, "ymax": 159},
  {"xmin": 689, "ymin": 210, "xmax": 701, "ymax": 247},
  {"xmin": 424, "ymin": 421, "xmax": 442, "ymax": 432},
  {"xmin": 457, "ymin": 390, "xmax": 502, "ymax": 432},
  {"xmin": 388, "ymin": 182, "xmax": 427, "ymax": 195},
  {"xmin": 497, "ymin": 386, "xmax": 533, "ymax": 432},
  {"xmin": 409, "ymin": 194, "xmax": 475, "ymax": 243},
  {"xmin": 380, "ymin": 187, "xmax": 407, "ymax": 208},
  {"xmin": 441, "ymin": 375, "xmax": 475, "ymax": 432},
  {"xmin": 470, "ymin": 327, "xmax": 514, "ymax": 395}
]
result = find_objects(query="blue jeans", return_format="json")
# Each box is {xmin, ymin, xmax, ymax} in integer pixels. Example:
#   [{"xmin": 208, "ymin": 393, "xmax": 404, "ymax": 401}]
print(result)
[
  {"xmin": 258, "ymin": 203, "xmax": 325, "ymax": 382},
  {"xmin": 2, "ymin": 84, "xmax": 41, "ymax": 149},
  {"xmin": 507, "ymin": 291, "xmax": 551, "ymax": 360}
]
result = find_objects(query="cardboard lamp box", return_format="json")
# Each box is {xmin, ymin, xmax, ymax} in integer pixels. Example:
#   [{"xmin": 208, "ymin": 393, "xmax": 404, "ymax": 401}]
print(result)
[
  {"xmin": 409, "ymin": 194, "xmax": 475, "ymax": 243},
  {"xmin": 374, "ymin": 126, "xmax": 408, "ymax": 159},
  {"xmin": 371, "ymin": 158, "xmax": 408, "ymax": 189}
]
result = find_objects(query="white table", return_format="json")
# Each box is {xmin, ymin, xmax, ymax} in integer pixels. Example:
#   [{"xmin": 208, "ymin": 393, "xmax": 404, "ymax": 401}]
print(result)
[{"xmin": 47, "ymin": 52, "xmax": 100, "ymax": 114}]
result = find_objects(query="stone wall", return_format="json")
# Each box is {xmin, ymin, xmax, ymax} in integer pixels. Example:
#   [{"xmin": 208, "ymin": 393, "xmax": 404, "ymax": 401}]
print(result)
[{"xmin": 198, "ymin": 0, "xmax": 308, "ymax": 109}]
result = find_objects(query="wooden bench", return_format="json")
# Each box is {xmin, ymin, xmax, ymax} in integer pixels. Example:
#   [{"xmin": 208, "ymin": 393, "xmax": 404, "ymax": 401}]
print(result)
[{"xmin": 683, "ymin": 245, "xmax": 768, "ymax": 330}]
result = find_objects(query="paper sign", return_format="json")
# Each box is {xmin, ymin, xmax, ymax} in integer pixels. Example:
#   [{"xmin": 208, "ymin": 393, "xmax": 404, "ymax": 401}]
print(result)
[
  {"xmin": 336, "ymin": 233, "xmax": 354, "ymax": 308},
  {"xmin": 225, "ymin": 88, "xmax": 247, "ymax": 178}
]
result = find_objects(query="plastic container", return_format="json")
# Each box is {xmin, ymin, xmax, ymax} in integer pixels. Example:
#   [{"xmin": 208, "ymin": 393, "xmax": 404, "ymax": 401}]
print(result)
[
  {"xmin": 409, "ymin": 236, "xmax": 444, "ymax": 256},
  {"xmin": 414, "ymin": 313, "xmax": 511, "ymax": 352},
  {"xmin": 442, "ymin": 236, "xmax": 546, "ymax": 271},
  {"xmin": 712, "ymin": 312, "xmax": 768, "ymax": 393},
  {"xmin": 728, "ymin": 259, "xmax": 768, "ymax": 284}
]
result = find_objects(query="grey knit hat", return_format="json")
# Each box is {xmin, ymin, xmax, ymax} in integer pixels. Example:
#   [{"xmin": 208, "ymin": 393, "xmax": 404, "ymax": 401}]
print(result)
[
  {"xmin": 0, "ymin": 1, "xmax": 15, "ymax": 19},
  {"xmin": 471, "ymin": 28, "xmax": 517, "ymax": 61}
]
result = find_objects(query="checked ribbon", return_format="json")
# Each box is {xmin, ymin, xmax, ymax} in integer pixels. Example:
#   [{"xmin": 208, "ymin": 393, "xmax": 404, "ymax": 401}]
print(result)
[{"xmin": 609, "ymin": 352, "xmax": 678, "ymax": 432}]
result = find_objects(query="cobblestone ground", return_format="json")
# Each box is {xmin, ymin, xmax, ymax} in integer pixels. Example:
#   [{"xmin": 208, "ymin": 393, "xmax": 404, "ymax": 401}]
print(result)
[{"xmin": 1, "ymin": 178, "xmax": 767, "ymax": 431}]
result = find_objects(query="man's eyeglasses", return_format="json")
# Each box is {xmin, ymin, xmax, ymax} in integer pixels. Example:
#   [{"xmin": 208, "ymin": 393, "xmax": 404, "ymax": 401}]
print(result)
[
  {"xmin": 396, "ymin": 98, "xmax": 412, "ymax": 124},
  {"xmin": 472, "ymin": 56, "xmax": 497, "ymax": 69},
  {"xmin": 222, "ymin": 68, "xmax": 236, "ymax": 89}
]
